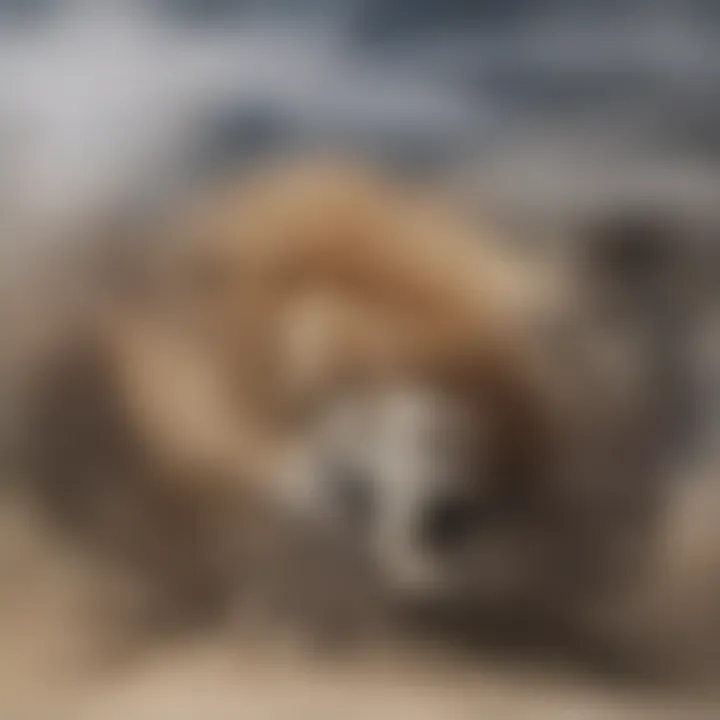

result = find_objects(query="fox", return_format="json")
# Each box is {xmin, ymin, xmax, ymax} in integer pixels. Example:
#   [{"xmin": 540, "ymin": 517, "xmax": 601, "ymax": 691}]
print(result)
[
  {"xmin": 28, "ymin": 157, "xmax": 714, "ymax": 679},
  {"xmin": 12, "ymin": 157, "xmax": 566, "ymax": 643}
]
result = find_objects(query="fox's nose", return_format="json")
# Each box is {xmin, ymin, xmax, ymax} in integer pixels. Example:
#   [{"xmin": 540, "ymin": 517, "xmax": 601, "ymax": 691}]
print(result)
[{"xmin": 419, "ymin": 493, "xmax": 477, "ymax": 553}]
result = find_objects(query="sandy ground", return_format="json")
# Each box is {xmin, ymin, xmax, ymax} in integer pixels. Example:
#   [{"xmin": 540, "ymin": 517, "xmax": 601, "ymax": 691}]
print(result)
[
  {"xmin": 4, "ymin": 638, "xmax": 718, "ymax": 720},
  {"xmin": 0, "ymin": 500, "xmax": 718, "ymax": 720},
  {"xmin": 67, "ymin": 650, "xmax": 718, "ymax": 720}
]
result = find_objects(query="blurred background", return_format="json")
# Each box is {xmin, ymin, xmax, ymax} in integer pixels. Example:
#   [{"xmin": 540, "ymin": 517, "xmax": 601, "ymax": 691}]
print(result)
[
  {"xmin": 0, "ymin": 2, "xmax": 719, "ymax": 718},
  {"xmin": 1, "ymin": 0, "xmax": 719, "ymax": 243}
]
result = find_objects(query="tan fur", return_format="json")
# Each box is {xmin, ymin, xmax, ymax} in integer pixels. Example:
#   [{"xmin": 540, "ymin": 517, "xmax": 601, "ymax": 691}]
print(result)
[
  {"xmin": 18, "ymin": 158, "xmax": 556, "ymax": 643},
  {"xmin": 150, "ymin": 159, "xmax": 552, "ymax": 450}
]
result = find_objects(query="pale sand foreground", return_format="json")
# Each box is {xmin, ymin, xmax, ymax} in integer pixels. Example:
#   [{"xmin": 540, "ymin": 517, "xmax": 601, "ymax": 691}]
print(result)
[
  {"xmin": 4, "ymin": 641, "xmax": 717, "ymax": 720},
  {"xmin": 0, "ymin": 502, "xmax": 717, "ymax": 720}
]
